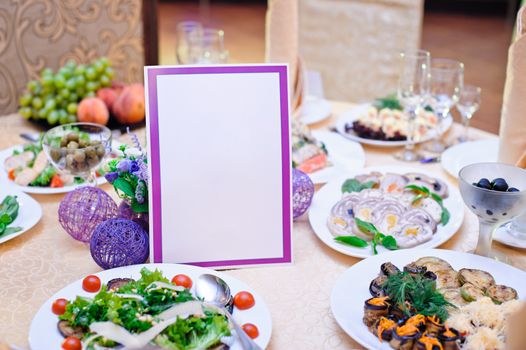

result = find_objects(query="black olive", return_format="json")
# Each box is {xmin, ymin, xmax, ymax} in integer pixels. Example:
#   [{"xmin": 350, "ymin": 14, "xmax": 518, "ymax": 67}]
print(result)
[
  {"xmin": 508, "ymin": 187, "xmax": 520, "ymax": 192},
  {"xmin": 476, "ymin": 178, "xmax": 491, "ymax": 189},
  {"xmin": 423, "ymin": 271, "xmax": 437, "ymax": 281},
  {"xmin": 491, "ymin": 178, "xmax": 508, "ymax": 192},
  {"xmin": 433, "ymin": 182, "xmax": 441, "ymax": 191},
  {"xmin": 347, "ymin": 208, "xmax": 354, "ymax": 216}
]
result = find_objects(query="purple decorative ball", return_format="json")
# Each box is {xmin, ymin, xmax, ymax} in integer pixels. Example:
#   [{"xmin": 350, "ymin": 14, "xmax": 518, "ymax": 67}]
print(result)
[
  {"xmin": 118, "ymin": 200, "xmax": 149, "ymax": 231},
  {"xmin": 58, "ymin": 187, "xmax": 118, "ymax": 242},
  {"xmin": 292, "ymin": 168, "xmax": 314, "ymax": 219},
  {"xmin": 90, "ymin": 218, "xmax": 149, "ymax": 269}
]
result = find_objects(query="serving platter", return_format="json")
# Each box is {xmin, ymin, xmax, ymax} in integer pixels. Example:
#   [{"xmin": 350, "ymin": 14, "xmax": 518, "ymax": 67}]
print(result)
[
  {"xmin": 29, "ymin": 263, "xmax": 272, "ymax": 350},
  {"xmin": 330, "ymin": 248, "xmax": 526, "ymax": 350},
  {"xmin": 441, "ymin": 138, "xmax": 499, "ymax": 178},
  {"xmin": 336, "ymin": 104, "xmax": 453, "ymax": 147},
  {"xmin": 307, "ymin": 130, "xmax": 365, "ymax": 184},
  {"xmin": 300, "ymin": 97, "xmax": 332, "ymax": 125},
  {"xmin": 0, "ymin": 141, "xmax": 125, "ymax": 194},
  {"xmin": 308, "ymin": 166, "xmax": 464, "ymax": 258},
  {"xmin": 0, "ymin": 186, "xmax": 42, "ymax": 244}
]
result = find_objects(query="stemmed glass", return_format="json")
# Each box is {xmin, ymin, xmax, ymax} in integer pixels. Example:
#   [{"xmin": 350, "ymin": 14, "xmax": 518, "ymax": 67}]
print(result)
[
  {"xmin": 394, "ymin": 49, "xmax": 431, "ymax": 162},
  {"xmin": 426, "ymin": 58, "xmax": 464, "ymax": 153},
  {"xmin": 42, "ymin": 123, "xmax": 112, "ymax": 187},
  {"xmin": 459, "ymin": 162, "xmax": 526, "ymax": 262},
  {"xmin": 188, "ymin": 28, "xmax": 229, "ymax": 64},
  {"xmin": 176, "ymin": 21, "xmax": 204, "ymax": 64},
  {"xmin": 456, "ymin": 85, "xmax": 481, "ymax": 142}
]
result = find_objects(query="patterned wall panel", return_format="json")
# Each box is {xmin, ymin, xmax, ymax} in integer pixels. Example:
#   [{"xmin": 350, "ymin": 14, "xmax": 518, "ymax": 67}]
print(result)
[{"xmin": 0, "ymin": 0, "xmax": 144, "ymax": 114}]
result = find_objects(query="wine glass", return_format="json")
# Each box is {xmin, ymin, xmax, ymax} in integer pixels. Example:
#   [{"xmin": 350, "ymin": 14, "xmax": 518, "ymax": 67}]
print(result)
[
  {"xmin": 426, "ymin": 59, "xmax": 464, "ymax": 153},
  {"xmin": 43, "ymin": 123, "xmax": 112, "ymax": 187},
  {"xmin": 188, "ymin": 28, "xmax": 229, "ymax": 64},
  {"xmin": 175, "ymin": 21, "xmax": 203, "ymax": 64},
  {"xmin": 394, "ymin": 49, "xmax": 431, "ymax": 162},
  {"xmin": 458, "ymin": 162, "xmax": 526, "ymax": 262},
  {"xmin": 456, "ymin": 85, "xmax": 481, "ymax": 142}
]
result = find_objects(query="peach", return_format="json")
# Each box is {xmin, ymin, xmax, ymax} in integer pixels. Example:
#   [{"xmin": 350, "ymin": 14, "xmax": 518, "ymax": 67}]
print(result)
[
  {"xmin": 112, "ymin": 83, "xmax": 145, "ymax": 125},
  {"xmin": 96, "ymin": 88, "xmax": 118, "ymax": 109},
  {"xmin": 77, "ymin": 97, "xmax": 109, "ymax": 125}
]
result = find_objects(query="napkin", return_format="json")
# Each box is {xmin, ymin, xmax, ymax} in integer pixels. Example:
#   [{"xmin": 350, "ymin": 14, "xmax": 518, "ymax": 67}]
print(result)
[
  {"xmin": 507, "ymin": 303, "xmax": 526, "ymax": 350},
  {"xmin": 498, "ymin": 6, "xmax": 526, "ymax": 166},
  {"xmin": 265, "ymin": 0, "xmax": 305, "ymax": 112}
]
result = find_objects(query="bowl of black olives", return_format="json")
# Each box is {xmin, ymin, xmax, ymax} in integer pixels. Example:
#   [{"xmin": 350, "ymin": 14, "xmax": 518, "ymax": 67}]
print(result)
[{"xmin": 43, "ymin": 123, "xmax": 112, "ymax": 186}]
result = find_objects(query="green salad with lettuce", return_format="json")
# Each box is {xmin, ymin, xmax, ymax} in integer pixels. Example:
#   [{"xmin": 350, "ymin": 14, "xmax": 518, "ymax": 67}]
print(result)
[{"xmin": 58, "ymin": 268, "xmax": 232, "ymax": 350}]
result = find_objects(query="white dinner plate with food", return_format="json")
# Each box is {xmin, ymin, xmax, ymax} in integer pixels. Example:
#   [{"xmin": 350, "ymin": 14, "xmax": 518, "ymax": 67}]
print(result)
[
  {"xmin": 0, "ymin": 186, "xmax": 42, "ymax": 244},
  {"xmin": 308, "ymin": 166, "xmax": 464, "ymax": 258},
  {"xmin": 29, "ymin": 263, "xmax": 272, "ymax": 350},
  {"xmin": 0, "ymin": 141, "xmax": 124, "ymax": 194},
  {"xmin": 306, "ymin": 130, "xmax": 365, "ymax": 184},
  {"xmin": 336, "ymin": 104, "xmax": 453, "ymax": 147},
  {"xmin": 300, "ymin": 97, "xmax": 332, "ymax": 125},
  {"xmin": 331, "ymin": 248, "xmax": 526, "ymax": 350},
  {"xmin": 441, "ymin": 139, "xmax": 499, "ymax": 178}
]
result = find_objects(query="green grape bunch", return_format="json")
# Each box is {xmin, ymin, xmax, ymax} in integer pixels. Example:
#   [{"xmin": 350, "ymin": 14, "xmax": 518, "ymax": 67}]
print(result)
[{"xmin": 18, "ymin": 57, "xmax": 114, "ymax": 125}]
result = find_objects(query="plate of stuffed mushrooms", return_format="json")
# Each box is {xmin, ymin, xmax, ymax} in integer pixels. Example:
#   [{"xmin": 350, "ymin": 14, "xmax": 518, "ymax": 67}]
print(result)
[
  {"xmin": 330, "ymin": 249, "xmax": 526, "ymax": 350},
  {"xmin": 309, "ymin": 166, "xmax": 464, "ymax": 258}
]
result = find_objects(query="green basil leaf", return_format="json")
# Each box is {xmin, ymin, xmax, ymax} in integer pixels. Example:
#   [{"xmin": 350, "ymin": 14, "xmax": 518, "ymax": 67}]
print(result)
[
  {"xmin": 431, "ymin": 193, "xmax": 443, "ymax": 205},
  {"xmin": 405, "ymin": 184, "xmax": 430, "ymax": 195},
  {"xmin": 334, "ymin": 235, "xmax": 369, "ymax": 247},
  {"xmin": 382, "ymin": 235, "xmax": 398, "ymax": 250},
  {"xmin": 0, "ymin": 213, "xmax": 12, "ymax": 224},
  {"xmin": 372, "ymin": 239, "xmax": 378, "ymax": 255},
  {"xmin": 341, "ymin": 179, "xmax": 375, "ymax": 193},
  {"xmin": 131, "ymin": 200, "xmax": 149, "ymax": 213},
  {"xmin": 3, "ymin": 227, "xmax": 22, "ymax": 235},
  {"xmin": 355, "ymin": 217, "xmax": 379, "ymax": 236},
  {"xmin": 113, "ymin": 177, "xmax": 135, "ymax": 197},
  {"xmin": 0, "ymin": 222, "xmax": 5, "ymax": 235},
  {"xmin": 441, "ymin": 206, "xmax": 451, "ymax": 225}
]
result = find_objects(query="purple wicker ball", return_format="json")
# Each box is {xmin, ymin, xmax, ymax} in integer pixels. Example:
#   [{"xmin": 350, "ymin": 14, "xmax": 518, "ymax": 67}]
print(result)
[
  {"xmin": 118, "ymin": 200, "xmax": 149, "ymax": 231},
  {"xmin": 90, "ymin": 218, "xmax": 149, "ymax": 270},
  {"xmin": 58, "ymin": 187, "xmax": 118, "ymax": 242},
  {"xmin": 292, "ymin": 168, "xmax": 314, "ymax": 219}
]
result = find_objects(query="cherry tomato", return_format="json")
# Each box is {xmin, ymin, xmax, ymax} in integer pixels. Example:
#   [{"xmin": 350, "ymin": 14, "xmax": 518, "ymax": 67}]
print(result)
[
  {"xmin": 50, "ymin": 174, "xmax": 64, "ymax": 188},
  {"xmin": 242, "ymin": 323, "xmax": 259, "ymax": 339},
  {"xmin": 82, "ymin": 275, "xmax": 101, "ymax": 293},
  {"xmin": 52, "ymin": 298, "xmax": 68, "ymax": 315},
  {"xmin": 171, "ymin": 274, "xmax": 193, "ymax": 289},
  {"xmin": 7, "ymin": 169, "xmax": 15, "ymax": 181},
  {"xmin": 234, "ymin": 291, "xmax": 255, "ymax": 310},
  {"xmin": 62, "ymin": 336, "xmax": 81, "ymax": 350}
]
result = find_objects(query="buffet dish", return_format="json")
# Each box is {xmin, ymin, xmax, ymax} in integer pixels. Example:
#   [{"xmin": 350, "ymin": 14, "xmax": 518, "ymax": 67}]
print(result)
[
  {"xmin": 331, "ymin": 249, "xmax": 526, "ymax": 350},
  {"xmin": 336, "ymin": 99, "xmax": 452, "ymax": 147},
  {"xmin": 29, "ymin": 263, "xmax": 272, "ymax": 350},
  {"xmin": 309, "ymin": 166, "xmax": 464, "ymax": 258}
]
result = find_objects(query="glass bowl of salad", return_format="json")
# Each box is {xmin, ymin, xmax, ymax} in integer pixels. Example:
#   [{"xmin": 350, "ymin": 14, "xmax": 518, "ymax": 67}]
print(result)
[{"xmin": 43, "ymin": 123, "xmax": 112, "ymax": 187}]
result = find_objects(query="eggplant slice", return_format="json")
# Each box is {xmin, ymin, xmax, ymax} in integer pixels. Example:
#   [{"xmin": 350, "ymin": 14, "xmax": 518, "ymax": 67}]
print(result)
[
  {"xmin": 441, "ymin": 288, "xmax": 468, "ymax": 308},
  {"xmin": 370, "ymin": 275, "xmax": 388, "ymax": 297},
  {"xmin": 414, "ymin": 257, "xmax": 453, "ymax": 274},
  {"xmin": 460, "ymin": 282, "xmax": 485, "ymax": 302},
  {"xmin": 381, "ymin": 262, "xmax": 401, "ymax": 277},
  {"xmin": 486, "ymin": 284, "xmax": 518, "ymax": 303},
  {"xmin": 435, "ymin": 269, "xmax": 461, "ymax": 289},
  {"xmin": 57, "ymin": 320, "xmax": 85, "ymax": 338},
  {"xmin": 107, "ymin": 277, "xmax": 135, "ymax": 291},
  {"xmin": 458, "ymin": 268, "xmax": 495, "ymax": 291}
]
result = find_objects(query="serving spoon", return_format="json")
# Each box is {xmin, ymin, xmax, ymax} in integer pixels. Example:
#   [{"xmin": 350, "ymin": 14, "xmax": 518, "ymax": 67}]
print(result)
[{"xmin": 195, "ymin": 274, "xmax": 263, "ymax": 350}]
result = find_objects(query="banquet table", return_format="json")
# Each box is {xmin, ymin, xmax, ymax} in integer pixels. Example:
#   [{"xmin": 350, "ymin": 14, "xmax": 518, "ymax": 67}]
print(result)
[{"xmin": 0, "ymin": 101, "xmax": 524, "ymax": 350}]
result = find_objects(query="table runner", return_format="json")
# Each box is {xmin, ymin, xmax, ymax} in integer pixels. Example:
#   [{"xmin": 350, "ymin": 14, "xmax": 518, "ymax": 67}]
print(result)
[{"xmin": 1, "ymin": 101, "xmax": 522, "ymax": 349}]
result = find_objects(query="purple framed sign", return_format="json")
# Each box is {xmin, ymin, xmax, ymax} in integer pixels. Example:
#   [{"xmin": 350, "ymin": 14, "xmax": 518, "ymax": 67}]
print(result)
[{"xmin": 144, "ymin": 65, "xmax": 292, "ymax": 269}]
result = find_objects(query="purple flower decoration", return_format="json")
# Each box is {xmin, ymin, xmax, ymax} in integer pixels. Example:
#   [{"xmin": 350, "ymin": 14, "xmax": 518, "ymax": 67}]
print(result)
[
  {"xmin": 135, "ymin": 181, "xmax": 146, "ymax": 204},
  {"xmin": 135, "ymin": 158, "xmax": 149, "ymax": 183},
  {"xmin": 117, "ymin": 159, "xmax": 131, "ymax": 173},
  {"xmin": 104, "ymin": 172, "xmax": 119, "ymax": 184},
  {"xmin": 130, "ymin": 160, "xmax": 140, "ymax": 173}
]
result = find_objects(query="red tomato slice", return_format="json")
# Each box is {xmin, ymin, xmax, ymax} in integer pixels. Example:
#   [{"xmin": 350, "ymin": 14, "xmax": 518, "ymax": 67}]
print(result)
[
  {"xmin": 62, "ymin": 336, "xmax": 81, "ymax": 350},
  {"xmin": 242, "ymin": 323, "xmax": 259, "ymax": 339},
  {"xmin": 50, "ymin": 174, "xmax": 64, "ymax": 188},
  {"xmin": 297, "ymin": 153, "xmax": 327, "ymax": 174},
  {"xmin": 171, "ymin": 274, "xmax": 193, "ymax": 289}
]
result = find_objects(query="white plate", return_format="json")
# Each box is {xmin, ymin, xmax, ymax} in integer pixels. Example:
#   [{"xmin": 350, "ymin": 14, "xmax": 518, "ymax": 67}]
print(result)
[
  {"xmin": 306, "ymin": 130, "xmax": 365, "ymax": 184},
  {"xmin": 0, "ymin": 186, "xmax": 42, "ymax": 244},
  {"xmin": 29, "ymin": 263, "xmax": 272, "ymax": 350},
  {"xmin": 0, "ymin": 142, "xmax": 125, "ymax": 194},
  {"xmin": 308, "ymin": 166, "xmax": 464, "ymax": 258},
  {"xmin": 336, "ymin": 104, "xmax": 453, "ymax": 147},
  {"xmin": 494, "ymin": 223, "xmax": 526, "ymax": 249},
  {"xmin": 330, "ymin": 248, "xmax": 526, "ymax": 350},
  {"xmin": 441, "ymin": 139, "xmax": 499, "ymax": 178},
  {"xmin": 300, "ymin": 97, "xmax": 332, "ymax": 125}
]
